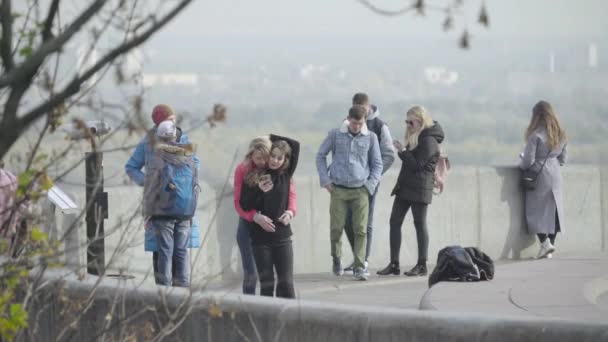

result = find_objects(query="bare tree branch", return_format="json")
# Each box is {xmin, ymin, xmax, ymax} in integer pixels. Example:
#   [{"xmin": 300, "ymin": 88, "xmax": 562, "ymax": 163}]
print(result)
[
  {"xmin": 1, "ymin": 0, "xmax": 15, "ymax": 70},
  {"xmin": 0, "ymin": 0, "xmax": 107, "ymax": 89},
  {"xmin": 2, "ymin": 80, "xmax": 30, "ymax": 132},
  {"xmin": 12, "ymin": 0, "xmax": 37, "ymax": 56},
  {"xmin": 355, "ymin": 0, "xmax": 415, "ymax": 16},
  {"xmin": 41, "ymin": 0, "xmax": 60, "ymax": 41},
  {"xmin": 64, "ymin": 1, "xmax": 137, "ymax": 110},
  {"xmin": 24, "ymin": 119, "xmax": 50, "ymax": 170},
  {"xmin": 17, "ymin": 0, "xmax": 193, "ymax": 132}
]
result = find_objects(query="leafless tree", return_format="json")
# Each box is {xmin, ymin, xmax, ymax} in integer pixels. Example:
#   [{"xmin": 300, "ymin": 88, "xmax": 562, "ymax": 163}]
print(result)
[
  {"xmin": 357, "ymin": 0, "xmax": 490, "ymax": 48},
  {"xmin": 0, "ymin": 0, "xmax": 195, "ymax": 160}
]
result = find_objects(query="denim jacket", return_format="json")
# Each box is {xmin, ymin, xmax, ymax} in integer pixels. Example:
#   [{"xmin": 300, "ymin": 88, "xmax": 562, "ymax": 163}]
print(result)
[{"xmin": 316, "ymin": 121, "xmax": 383, "ymax": 195}]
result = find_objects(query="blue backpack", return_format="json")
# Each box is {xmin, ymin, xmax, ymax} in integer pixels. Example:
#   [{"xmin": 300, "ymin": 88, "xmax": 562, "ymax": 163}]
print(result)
[{"xmin": 143, "ymin": 143, "xmax": 199, "ymax": 218}]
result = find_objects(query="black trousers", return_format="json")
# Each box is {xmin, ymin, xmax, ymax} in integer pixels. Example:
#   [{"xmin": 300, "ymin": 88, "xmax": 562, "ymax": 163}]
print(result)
[
  {"xmin": 252, "ymin": 238, "xmax": 295, "ymax": 299},
  {"xmin": 389, "ymin": 197, "xmax": 429, "ymax": 264}
]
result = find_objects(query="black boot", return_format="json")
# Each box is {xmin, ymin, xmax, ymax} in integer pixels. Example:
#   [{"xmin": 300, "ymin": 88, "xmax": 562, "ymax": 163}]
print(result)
[
  {"xmin": 376, "ymin": 262, "xmax": 400, "ymax": 276},
  {"xmin": 404, "ymin": 263, "xmax": 427, "ymax": 276}
]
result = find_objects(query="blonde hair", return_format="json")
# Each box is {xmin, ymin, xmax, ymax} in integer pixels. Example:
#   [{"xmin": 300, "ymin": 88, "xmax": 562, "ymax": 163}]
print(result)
[
  {"xmin": 525, "ymin": 101, "xmax": 567, "ymax": 150},
  {"xmin": 245, "ymin": 136, "xmax": 272, "ymax": 161},
  {"xmin": 243, "ymin": 136, "xmax": 272, "ymax": 186},
  {"xmin": 405, "ymin": 106, "xmax": 434, "ymax": 150}
]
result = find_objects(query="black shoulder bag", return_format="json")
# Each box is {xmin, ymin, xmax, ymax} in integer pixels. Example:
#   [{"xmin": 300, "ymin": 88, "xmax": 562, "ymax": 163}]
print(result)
[{"xmin": 520, "ymin": 151, "xmax": 550, "ymax": 191}]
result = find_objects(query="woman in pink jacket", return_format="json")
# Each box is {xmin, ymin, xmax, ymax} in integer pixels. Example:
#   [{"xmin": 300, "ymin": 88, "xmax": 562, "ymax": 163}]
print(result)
[{"xmin": 234, "ymin": 136, "xmax": 296, "ymax": 294}]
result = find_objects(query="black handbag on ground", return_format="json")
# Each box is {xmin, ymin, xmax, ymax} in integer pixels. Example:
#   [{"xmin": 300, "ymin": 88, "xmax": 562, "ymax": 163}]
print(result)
[{"xmin": 520, "ymin": 151, "xmax": 550, "ymax": 191}]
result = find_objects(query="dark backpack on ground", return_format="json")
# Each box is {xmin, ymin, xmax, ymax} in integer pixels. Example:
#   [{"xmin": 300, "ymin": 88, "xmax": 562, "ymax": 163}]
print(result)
[{"xmin": 428, "ymin": 245, "xmax": 494, "ymax": 287}]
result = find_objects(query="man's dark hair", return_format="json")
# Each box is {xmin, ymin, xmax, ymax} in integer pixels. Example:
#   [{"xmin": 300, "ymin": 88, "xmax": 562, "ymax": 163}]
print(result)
[
  {"xmin": 352, "ymin": 93, "xmax": 369, "ymax": 106},
  {"xmin": 348, "ymin": 105, "xmax": 367, "ymax": 121}
]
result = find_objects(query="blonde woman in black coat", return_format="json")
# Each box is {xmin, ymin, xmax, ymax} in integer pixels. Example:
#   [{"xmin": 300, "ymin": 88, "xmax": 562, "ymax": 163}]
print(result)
[{"xmin": 377, "ymin": 106, "xmax": 444, "ymax": 277}]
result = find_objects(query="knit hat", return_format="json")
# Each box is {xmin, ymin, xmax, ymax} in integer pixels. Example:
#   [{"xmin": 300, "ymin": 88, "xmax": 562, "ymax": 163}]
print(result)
[
  {"xmin": 151, "ymin": 104, "xmax": 175, "ymax": 125},
  {"xmin": 156, "ymin": 120, "xmax": 177, "ymax": 139}
]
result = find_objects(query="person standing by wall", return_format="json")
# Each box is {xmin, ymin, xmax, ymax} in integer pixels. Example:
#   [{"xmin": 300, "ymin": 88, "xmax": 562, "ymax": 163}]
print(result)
[
  {"xmin": 316, "ymin": 105, "xmax": 382, "ymax": 281},
  {"xmin": 520, "ymin": 100, "xmax": 567, "ymax": 259},
  {"xmin": 233, "ymin": 136, "xmax": 297, "ymax": 294},
  {"xmin": 143, "ymin": 120, "xmax": 198, "ymax": 286},
  {"xmin": 377, "ymin": 106, "xmax": 444, "ymax": 277},
  {"xmin": 124, "ymin": 104, "xmax": 201, "ymax": 282},
  {"xmin": 240, "ymin": 135, "xmax": 299, "ymax": 298},
  {"xmin": 343, "ymin": 93, "xmax": 395, "ymax": 275}
]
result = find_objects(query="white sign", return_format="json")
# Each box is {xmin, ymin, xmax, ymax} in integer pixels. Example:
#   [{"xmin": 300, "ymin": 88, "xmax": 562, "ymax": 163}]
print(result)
[{"xmin": 48, "ymin": 186, "xmax": 78, "ymax": 212}]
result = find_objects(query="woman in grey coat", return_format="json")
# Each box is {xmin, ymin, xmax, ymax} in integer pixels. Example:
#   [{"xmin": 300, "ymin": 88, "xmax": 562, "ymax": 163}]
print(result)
[{"xmin": 520, "ymin": 101, "xmax": 567, "ymax": 259}]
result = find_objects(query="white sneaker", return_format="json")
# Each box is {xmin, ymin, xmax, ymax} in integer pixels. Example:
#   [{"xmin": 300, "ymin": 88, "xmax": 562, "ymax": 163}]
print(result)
[
  {"xmin": 537, "ymin": 240, "xmax": 556, "ymax": 259},
  {"xmin": 363, "ymin": 261, "xmax": 370, "ymax": 277},
  {"xmin": 353, "ymin": 267, "xmax": 368, "ymax": 281}
]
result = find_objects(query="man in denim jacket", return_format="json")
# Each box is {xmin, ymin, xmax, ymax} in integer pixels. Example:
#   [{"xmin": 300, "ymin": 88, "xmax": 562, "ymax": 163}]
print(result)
[{"xmin": 316, "ymin": 105, "xmax": 382, "ymax": 281}]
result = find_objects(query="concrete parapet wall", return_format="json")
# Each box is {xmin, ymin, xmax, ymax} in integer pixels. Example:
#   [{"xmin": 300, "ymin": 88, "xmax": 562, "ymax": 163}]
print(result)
[
  {"xmin": 27, "ymin": 272, "xmax": 608, "ymax": 342},
  {"xmin": 54, "ymin": 165, "xmax": 608, "ymax": 279}
]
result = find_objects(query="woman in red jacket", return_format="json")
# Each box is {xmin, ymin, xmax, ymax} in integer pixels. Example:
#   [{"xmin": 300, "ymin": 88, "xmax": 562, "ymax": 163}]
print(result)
[
  {"xmin": 233, "ymin": 136, "xmax": 296, "ymax": 295},
  {"xmin": 240, "ymin": 136, "xmax": 300, "ymax": 298}
]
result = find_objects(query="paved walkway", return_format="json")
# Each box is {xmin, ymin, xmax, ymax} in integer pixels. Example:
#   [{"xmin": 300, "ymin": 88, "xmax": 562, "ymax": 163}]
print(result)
[
  {"xmin": 208, "ymin": 252, "xmax": 608, "ymax": 324},
  {"xmin": 421, "ymin": 252, "xmax": 608, "ymax": 324}
]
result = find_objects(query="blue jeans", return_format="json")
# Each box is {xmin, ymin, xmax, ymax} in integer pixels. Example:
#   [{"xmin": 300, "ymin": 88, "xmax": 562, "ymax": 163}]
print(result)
[
  {"xmin": 236, "ymin": 218, "xmax": 257, "ymax": 294},
  {"xmin": 344, "ymin": 186, "xmax": 378, "ymax": 262},
  {"xmin": 152, "ymin": 218, "xmax": 190, "ymax": 287}
]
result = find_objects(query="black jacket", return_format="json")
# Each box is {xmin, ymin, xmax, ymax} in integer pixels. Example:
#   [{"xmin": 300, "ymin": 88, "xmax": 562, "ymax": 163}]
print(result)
[
  {"xmin": 240, "ymin": 134, "xmax": 300, "ymax": 244},
  {"xmin": 391, "ymin": 122, "xmax": 445, "ymax": 204},
  {"xmin": 428, "ymin": 246, "xmax": 494, "ymax": 288}
]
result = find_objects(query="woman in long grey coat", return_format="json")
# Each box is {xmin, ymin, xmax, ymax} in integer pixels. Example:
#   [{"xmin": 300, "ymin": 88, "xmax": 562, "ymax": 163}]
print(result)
[{"xmin": 520, "ymin": 101, "xmax": 567, "ymax": 259}]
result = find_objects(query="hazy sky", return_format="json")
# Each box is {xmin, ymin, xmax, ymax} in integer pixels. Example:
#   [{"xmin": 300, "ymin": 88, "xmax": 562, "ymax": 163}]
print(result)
[{"xmin": 155, "ymin": 0, "xmax": 608, "ymax": 41}]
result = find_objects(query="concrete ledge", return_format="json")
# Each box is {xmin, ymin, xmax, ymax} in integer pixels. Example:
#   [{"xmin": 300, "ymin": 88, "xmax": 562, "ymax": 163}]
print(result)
[{"xmin": 27, "ymin": 268, "xmax": 608, "ymax": 342}]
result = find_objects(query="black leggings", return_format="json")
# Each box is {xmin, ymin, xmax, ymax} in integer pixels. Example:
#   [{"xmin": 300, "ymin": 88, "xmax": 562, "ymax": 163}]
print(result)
[
  {"xmin": 537, "ymin": 233, "xmax": 556, "ymax": 245},
  {"xmin": 252, "ymin": 238, "xmax": 295, "ymax": 299},
  {"xmin": 389, "ymin": 198, "xmax": 429, "ymax": 264},
  {"xmin": 537, "ymin": 210, "xmax": 561, "ymax": 245}
]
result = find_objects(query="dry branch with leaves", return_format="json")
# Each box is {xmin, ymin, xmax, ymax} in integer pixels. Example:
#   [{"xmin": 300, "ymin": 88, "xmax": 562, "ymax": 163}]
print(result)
[{"xmin": 356, "ymin": 0, "xmax": 490, "ymax": 49}]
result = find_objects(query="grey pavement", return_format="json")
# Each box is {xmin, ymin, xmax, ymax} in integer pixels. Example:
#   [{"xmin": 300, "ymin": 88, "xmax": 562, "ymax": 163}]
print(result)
[
  {"xmin": 422, "ymin": 252, "xmax": 608, "ymax": 324},
  {"xmin": 203, "ymin": 252, "xmax": 608, "ymax": 325}
]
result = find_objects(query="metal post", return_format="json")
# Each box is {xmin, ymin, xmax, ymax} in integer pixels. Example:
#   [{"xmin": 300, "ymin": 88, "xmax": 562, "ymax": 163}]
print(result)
[{"xmin": 86, "ymin": 151, "xmax": 108, "ymax": 275}]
